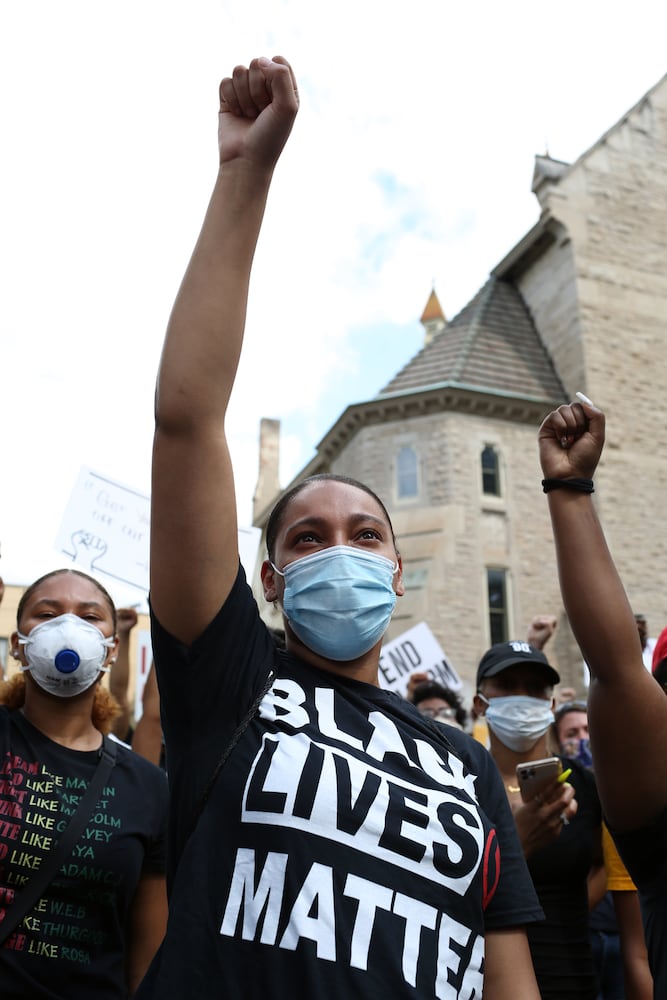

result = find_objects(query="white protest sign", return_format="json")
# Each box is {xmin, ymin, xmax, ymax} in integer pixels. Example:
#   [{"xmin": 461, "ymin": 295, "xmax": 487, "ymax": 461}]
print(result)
[
  {"xmin": 378, "ymin": 621, "xmax": 462, "ymax": 697},
  {"xmin": 55, "ymin": 468, "xmax": 150, "ymax": 591},
  {"xmin": 56, "ymin": 466, "xmax": 264, "ymax": 593},
  {"xmin": 133, "ymin": 629, "xmax": 154, "ymax": 722},
  {"xmin": 238, "ymin": 525, "xmax": 262, "ymax": 584}
]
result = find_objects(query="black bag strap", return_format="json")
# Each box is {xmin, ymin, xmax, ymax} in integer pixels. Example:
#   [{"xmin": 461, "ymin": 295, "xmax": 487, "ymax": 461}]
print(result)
[
  {"xmin": 0, "ymin": 735, "xmax": 117, "ymax": 947},
  {"xmin": 190, "ymin": 670, "xmax": 275, "ymax": 831}
]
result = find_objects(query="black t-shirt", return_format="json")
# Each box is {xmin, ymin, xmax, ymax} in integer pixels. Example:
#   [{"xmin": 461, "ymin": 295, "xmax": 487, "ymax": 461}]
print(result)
[
  {"xmin": 137, "ymin": 566, "xmax": 542, "ymax": 1000},
  {"xmin": 525, "ymin": 758, "xmax": 602, "ymax": 1000},
  {"xmin": 611, "ymin": 807, "xmax": 667, "ymax": 997},
  {"xmin": 0, "ymin": 709, "xmax": 168, "ymax": 999}
]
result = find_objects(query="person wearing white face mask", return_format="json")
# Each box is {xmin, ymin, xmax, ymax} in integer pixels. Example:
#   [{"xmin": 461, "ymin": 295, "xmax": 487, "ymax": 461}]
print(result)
[
  {"xmin": 474, "ymin": 641, "xmax": 605, "ymax": 999},
  {"xmin": 0, "ymin": 568, "xmax": 169, "ymax": 999},
  {"xmin": 140, "ymin": 54, "xmax": 546, "ymax": 1000}
]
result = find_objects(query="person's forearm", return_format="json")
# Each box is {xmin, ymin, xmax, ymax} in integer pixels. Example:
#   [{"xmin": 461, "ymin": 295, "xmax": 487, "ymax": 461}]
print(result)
[
  {"xmin": 132, "ymin": 717, "xmax": 163, "ymax": 766},
  {"xmin": 547, "ymin": 491, "xmax": 640, "ymax": 682},
  {"xmin": 483, "ymin": 928, "xmax": 540, "ymax": 999},
  {"xmin": 109, "ymin": 635, "xmax": 132, "ymax": 738},
  {"xmin": 613, "ymin": 891, "xmax": 653, "ymax": 999},
  {"xmin": 156, "ymin": 161, "xmax": 274, "ymax": 431},
  {"xmin": 587, "ymin": 864, "xmax": 607, "ymax": 911},
  {"xmin": 126, "ymin": 873, "xmax": 168, "ymax": 994}
]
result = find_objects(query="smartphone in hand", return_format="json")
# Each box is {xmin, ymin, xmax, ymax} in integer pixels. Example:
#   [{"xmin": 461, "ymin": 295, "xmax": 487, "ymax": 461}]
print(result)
[{"xmin": 516, "ymin": 757, "xmax": 563, "ymax": 803}]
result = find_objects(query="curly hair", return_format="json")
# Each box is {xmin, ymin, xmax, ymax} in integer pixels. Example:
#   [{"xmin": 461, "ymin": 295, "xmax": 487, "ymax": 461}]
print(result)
[
  {"xmin": 0, "ymin": 674, "xmax": 121, "ymax": 735},
  {"xmin": 410, "ymin": 680, "xmax": 469, "ymax": 730}
]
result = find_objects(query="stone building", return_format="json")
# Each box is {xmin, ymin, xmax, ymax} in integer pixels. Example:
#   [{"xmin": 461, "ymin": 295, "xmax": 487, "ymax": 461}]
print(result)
[{"xmin": 251, "ymin": 73, "xmax": 667, "ymax": 696}]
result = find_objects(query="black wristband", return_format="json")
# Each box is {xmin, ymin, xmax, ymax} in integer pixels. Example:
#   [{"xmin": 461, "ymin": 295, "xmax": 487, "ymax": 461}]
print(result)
[{"xmin": 542, "ymin": 477, "xmax": 594, "ymax": 494}]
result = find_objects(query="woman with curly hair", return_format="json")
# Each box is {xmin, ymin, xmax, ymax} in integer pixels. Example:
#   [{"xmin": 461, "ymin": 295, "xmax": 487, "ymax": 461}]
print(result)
[{"xmin": 0, "ymin": 568, "xmax": 168, "ymax": 999}]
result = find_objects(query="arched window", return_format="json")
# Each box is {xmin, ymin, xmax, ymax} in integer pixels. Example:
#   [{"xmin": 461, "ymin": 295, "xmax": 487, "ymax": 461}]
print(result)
[
  {"xmin": 396, "ymin": 446, "xmax": 418, "ymax": 499},
  {"xmin": 481, "ymin": 445, "xmax": 500, "ymax": 496}
]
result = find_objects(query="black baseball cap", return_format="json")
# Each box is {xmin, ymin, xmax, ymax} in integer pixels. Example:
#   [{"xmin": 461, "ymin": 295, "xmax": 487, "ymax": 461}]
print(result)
[{"xmin": 476, "ymin": 641, "xmax": 560, "ymax": 689}]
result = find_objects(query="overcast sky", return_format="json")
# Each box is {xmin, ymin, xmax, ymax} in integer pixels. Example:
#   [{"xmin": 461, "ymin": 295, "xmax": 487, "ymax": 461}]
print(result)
[{"xmin": 2, "ymin": 0, "xmax": 666, "ymax": 608}]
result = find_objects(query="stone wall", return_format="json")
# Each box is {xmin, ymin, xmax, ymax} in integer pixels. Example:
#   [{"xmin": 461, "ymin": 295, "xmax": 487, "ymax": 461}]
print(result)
[{"xmin": 537, "ymin": 80, "xmax": 667, "ymax": 642}]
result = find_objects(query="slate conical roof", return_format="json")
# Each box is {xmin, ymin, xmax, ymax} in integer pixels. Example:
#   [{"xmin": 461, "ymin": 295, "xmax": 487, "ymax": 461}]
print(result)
[{"xmin": 379, "ymin": 277, "xmax": 565, "ymax": 401}]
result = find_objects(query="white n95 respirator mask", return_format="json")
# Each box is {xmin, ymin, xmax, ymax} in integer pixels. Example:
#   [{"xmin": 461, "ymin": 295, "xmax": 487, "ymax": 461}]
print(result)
[{"xmin": 18, "ymin": 613, "xmax": 115, "ymax": 698}]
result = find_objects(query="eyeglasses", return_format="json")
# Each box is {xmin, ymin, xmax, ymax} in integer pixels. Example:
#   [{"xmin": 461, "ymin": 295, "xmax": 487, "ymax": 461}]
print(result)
[{"xmin": 418, "ymin": 706, "xmax": 457, "ymax": 721}]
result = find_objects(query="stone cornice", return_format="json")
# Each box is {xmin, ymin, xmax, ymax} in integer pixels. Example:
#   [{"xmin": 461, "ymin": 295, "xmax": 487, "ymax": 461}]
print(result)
[{"xmin": 253, "ymin": 383, "xmax": 564, "ymax": 527}]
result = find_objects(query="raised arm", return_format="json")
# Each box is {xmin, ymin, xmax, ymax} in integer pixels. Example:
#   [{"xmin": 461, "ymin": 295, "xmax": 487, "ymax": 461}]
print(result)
[
  {"xmin": 538, "ymin": 398, "xmax": 667, "ymax": 830},
  {"xmin": 132, "ymin": 661, "xmax": 164, "ymax": 766},
  {"xmin": 150, "ymin": 57, "xmax": 299, "ymax": 644},
  {"xmin": 109, "ymin": 606, "xmax": 138, "ymax": 740},
  {"xmin": 525, "ymin": 614, "xmax": 557, "ymax": 651}
]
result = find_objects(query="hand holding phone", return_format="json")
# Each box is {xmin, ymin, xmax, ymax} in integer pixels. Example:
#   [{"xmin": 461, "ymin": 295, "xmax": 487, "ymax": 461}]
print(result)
[
  {"xmin": 512, "ymin": 765, "xmax": 578, "ymax": 856},
  {"xmin": 516, "ymin": 757, "xmax": 565, "ymax": 803}
]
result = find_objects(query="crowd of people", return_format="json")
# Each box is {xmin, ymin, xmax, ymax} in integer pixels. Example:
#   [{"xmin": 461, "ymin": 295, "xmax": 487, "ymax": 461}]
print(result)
[
  {"xmin": 1, "ymin": 53, "xmax": 665, "ymax": 1000},
  {"xmin": 405, "ymin": 629, "xmax": 654, "ymax": 999}
]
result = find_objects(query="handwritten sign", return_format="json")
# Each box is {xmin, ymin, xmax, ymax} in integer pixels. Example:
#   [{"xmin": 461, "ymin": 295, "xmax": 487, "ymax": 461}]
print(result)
[
  {"xmin": 378, "ymin": 621, "xmax": 462, "ymax": 697},
  {"xmin": 55, "ymin": 468, "xmax": 150, "ymax": 591},
  {"xmin": 134, "ymin": 629, "xmax": 154, "ymax": 721},
  {"xmin": 238, "ymin": 525, "xmax": 262, "ymax": 585},
  {"xmin": 56, "ymin": 466, "xmax": 263, "ymax": 593}
]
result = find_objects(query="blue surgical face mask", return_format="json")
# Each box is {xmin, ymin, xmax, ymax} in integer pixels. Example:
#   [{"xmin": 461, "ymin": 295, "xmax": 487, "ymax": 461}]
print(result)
[
  {"xmin": 479, "ymin": 694, "xmax": 554, "ymax": 752},
  {"xmin": 271, "ymin": 545, "xmax": 398, "ymax": 661}
]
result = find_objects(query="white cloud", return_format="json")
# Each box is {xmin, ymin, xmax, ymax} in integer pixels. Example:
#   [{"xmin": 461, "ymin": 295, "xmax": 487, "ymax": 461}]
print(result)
[{"xmin": 1, "ymin": 0, "xmax": 666, "ymax": 590}]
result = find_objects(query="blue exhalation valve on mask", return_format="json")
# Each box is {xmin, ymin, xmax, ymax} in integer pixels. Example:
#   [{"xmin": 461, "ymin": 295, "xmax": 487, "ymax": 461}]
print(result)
[{"xmin": 54, "ymin": 648, "xmax": 81, "ymax": 674}]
